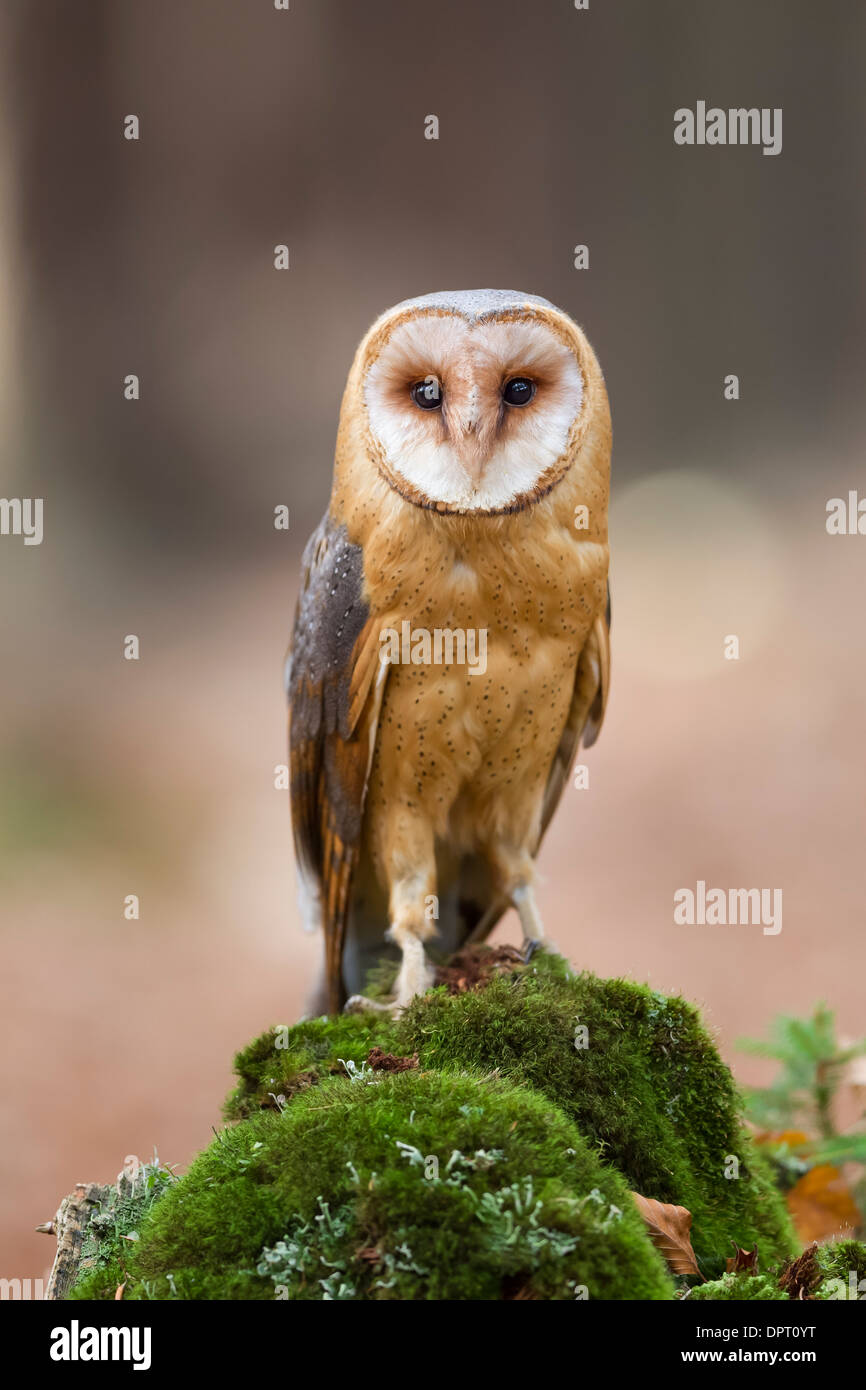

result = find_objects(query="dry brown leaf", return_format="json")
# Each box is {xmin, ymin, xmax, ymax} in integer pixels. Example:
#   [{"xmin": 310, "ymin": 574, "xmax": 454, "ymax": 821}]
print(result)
[
  {"xmin": 631, "ymin": 1192, "xmax": 702, "ymax": 1279},
  {"xmin": 785, "ymin": 1165, "xmax": 860, "ymax": 1243},
  {"xmin": 778, "ymin": 1241, "xmax": 820, "ymax": 1300},
  {"xmin": 726, "ymin": 1241, "xmax": 759, "ymax": 1274}
]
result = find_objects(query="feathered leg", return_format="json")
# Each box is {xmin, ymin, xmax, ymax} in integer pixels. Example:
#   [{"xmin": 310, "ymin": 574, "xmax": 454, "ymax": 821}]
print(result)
[{"xmin": 345, "ymin": 814, "xmax": 436, "ymax": 1014}]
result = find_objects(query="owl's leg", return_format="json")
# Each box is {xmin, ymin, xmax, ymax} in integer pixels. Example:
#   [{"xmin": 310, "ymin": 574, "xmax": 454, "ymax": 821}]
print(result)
[
  {"xmin": 345, "ymin": 817, "xmax": 436, "ymax": 1015},
  {"xmin": 387, "ymin": 869, "xmax": 438, "ymax": 1010},
  {"xmin": 490, "ymin": 845, "xmax": 549, "ymax": 961},
  {"xmin": 512, "ymin": 881, "xmax": 545, "ymax": 957}
]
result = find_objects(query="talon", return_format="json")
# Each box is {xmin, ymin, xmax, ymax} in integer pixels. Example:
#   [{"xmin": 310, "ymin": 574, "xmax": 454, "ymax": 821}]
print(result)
[{"xmin": 520, "ymin": 937, "xmax": 542, "ymax": 964}]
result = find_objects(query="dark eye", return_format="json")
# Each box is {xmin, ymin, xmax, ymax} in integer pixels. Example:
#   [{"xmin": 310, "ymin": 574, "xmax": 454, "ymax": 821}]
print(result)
[
  {"xmin": 410, "ymin": 378, "xmax": 442, "ymax": 410},
  {"xmin": 502, "ymin": 377, "xmax": 535, "ymax": 407}
]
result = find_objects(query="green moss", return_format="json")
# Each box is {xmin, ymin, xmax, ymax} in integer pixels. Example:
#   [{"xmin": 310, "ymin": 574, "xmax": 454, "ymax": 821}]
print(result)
[
  {"xmin": 68, "ymin": 1258, "xmax": 128, "ymax": 1302},
  {"xmin": 816, "ymin": 1238, "xmax": 866, "ymax": 1282},
  {"xmin": 68, "ymin": 949, "xmax": 800, "ymax": 1300},
  {"xmin": 107, "ymin": 1071, "xmax": 674, "ymax": 1300},
  {"xmin": 396, "ymin": 956, "xmax": 796, "ymax": 1278},
  {"xmin": 689, "ymin": 1272, "xmax": 790, "ymax": 1301},
  {"xmin": 68, "ymin": 1158, "xmax": 177, "ymax": 1301},
  {"xmin": 814, "ymin": 1240, "xmax": 866, "ymax": 1299},
  {"xmin": 226, "ymin": 951, "xmax": 794, "ymax": 1280},
  {"xmin": 224, "ymin": 1012, "xmax": 401, "ymax": 1121},
  {"xmin": 686, "ymin": 1240, "xmax": 866, "ymax": 1300}
]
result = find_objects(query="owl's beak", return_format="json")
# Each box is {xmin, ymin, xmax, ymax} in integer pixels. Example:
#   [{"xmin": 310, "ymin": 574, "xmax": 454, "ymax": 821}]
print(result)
[
  {"xmin": 457, "ymin": 439, "xmax": 486, "ymax": 488},
  {"xmin": 449, "ymin": 416, "xmax": 488, "ymax": 488},
  {"xmin": 444, "ymin": 379, "xmax": 496, "ymax": 489}
]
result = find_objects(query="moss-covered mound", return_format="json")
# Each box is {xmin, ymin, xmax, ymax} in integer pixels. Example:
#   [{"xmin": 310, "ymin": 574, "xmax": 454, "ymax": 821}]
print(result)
[
  {"xmin": 69, "ymin": 949, "xmax": 799, "ymax": 1300},
  {"xmin": 77, "ymin": 1070, "xmax": 675, "ymax": 1300},
  {"xmin": 226, "ymin": 951, "xmax": 795, "ymax": 1281}
]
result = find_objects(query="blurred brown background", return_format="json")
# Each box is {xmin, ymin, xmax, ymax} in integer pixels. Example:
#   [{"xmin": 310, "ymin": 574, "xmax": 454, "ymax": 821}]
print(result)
[{"xmin": 1, "ymin": 0, "xmax": 864, "ymax": 1282}]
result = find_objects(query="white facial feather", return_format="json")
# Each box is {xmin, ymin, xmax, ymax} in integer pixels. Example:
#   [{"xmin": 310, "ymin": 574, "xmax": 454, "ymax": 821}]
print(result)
[{"xmin": 364, "ymin": 314, "xmax": 584, "ymax": 514}]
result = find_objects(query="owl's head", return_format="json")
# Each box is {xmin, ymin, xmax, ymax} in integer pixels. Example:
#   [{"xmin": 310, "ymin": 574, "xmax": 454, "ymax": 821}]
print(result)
[{"xmin": 358, "ymin": 290, "xmax": 605, "ymax": 516}]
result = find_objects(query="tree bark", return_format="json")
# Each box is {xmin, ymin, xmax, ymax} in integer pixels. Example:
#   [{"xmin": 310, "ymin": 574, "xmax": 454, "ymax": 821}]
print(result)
[{"xmin": 45, "ymin": 1182, "xmax": 110, "ymax": 1301}]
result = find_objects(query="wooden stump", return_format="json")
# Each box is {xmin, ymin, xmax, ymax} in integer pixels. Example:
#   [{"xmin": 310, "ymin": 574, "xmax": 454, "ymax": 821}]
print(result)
[{"xmin": 43, "ymin": 1182, "xmax": 110, "ymax": 1301}]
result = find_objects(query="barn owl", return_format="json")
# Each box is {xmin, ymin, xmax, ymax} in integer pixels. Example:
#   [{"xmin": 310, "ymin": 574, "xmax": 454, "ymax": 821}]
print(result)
[{"xmin": 287, "ymin": 289, "xmax": 611, "ymax": 1015}]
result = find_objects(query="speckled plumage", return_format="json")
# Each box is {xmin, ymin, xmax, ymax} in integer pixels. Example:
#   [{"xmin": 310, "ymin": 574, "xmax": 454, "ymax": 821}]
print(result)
[{"xmin": 288, "ymin": 291, "xmax": 611, "ymax": 1013}]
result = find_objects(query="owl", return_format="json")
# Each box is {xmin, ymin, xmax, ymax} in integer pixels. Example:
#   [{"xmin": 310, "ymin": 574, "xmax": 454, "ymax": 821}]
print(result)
[{"xmin": 287, "ymin": 289, "xmax": 611, "ymax": 1015}]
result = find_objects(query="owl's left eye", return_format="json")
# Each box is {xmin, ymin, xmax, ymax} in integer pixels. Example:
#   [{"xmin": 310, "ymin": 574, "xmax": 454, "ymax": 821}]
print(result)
[
  {"xmin": 410, "ymin": 378, "xmax": 442, "ymax": 410},
  {"xmin": 502, "ymin": 377, "xmax": 536, "ymax": 407}
]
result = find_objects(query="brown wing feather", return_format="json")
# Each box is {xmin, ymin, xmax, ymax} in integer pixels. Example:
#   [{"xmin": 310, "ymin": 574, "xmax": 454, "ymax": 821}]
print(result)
[
  {"xmin": 538, "ymin": 598, "xmax": 610, "ymax": 843},
  {"xmin": 286, "ymin": 516, "xmax": 388, "ymax": 1012}
]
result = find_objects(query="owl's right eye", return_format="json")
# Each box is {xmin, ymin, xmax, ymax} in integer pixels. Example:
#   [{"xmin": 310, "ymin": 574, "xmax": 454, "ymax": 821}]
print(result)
[{"xmin": 410, "ymin": 378, "xmax": 442, "ymax": 410}]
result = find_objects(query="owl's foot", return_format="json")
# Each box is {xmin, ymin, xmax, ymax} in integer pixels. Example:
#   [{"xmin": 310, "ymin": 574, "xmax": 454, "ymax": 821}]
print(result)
[
  {"xmin": 343, "ymin": 993, "xmax": 399, "ymax": 1016},
  {"xmin": 342, "ymin": 935, "xmax": 434, "ymax": 1016},
  {"xmin": 512, "ymin": 880, "xmax": 558, "ymax": 961}
]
